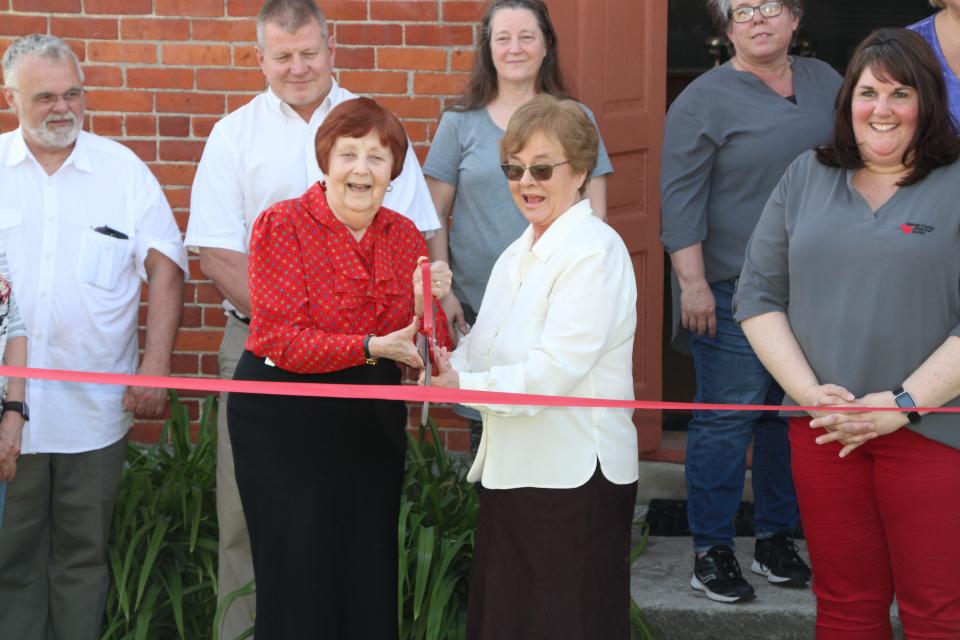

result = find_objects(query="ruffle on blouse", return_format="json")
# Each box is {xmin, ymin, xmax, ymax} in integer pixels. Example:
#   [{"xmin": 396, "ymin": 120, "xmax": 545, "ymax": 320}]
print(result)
[{"xmin": 306, "ymin": 183, "xmax": 407, "ymax": 322}]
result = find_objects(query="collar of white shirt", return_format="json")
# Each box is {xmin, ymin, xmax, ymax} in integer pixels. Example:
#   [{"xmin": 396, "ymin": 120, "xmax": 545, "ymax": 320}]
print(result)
[
  {"xmin": 4, "ymin": 127, "xmax": 93, "ymax": 174},
  {"xmin": 509, "ymin": 198, "xmax": 595, "ymax": 263},
  {"xmin": 262, "ymin": 79, "xmax": 353, "ymax": 127}
]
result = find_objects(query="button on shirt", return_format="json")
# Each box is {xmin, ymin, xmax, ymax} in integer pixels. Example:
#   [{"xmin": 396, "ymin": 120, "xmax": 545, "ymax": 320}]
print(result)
[
  {"xmin": 451, "ymin": 200, "xmax": 639, "ymax": 489},
  {"xmin": 0, "ymin": 129, "xmax": 189, "ymax": 454},
  {"xmin": 185, "ymin": 82, "xmax": 440, "ymax": 316}
]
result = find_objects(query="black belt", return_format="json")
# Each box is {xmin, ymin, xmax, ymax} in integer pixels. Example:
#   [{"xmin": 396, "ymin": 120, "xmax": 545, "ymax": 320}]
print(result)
[{"xmin": 229, "ymin": 310, "xmax": 250, "ymax": 325}]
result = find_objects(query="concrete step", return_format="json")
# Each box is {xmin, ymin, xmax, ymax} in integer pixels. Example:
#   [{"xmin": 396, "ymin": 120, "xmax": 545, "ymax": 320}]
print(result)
[{"xmin": 629, "ymin": 534, "xmax": 903, "ymax": 640}]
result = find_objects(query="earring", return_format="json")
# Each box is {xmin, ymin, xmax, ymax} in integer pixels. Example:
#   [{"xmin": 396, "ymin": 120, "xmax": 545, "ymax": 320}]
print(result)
[{"xmin": 386, "ymin": 183, "xmax": 393, "ymax": 192}]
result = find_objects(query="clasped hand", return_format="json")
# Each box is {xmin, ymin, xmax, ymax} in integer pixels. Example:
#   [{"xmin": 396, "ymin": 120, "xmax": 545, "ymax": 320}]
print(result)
[
  {"xmin": 413, "ymin": 257, "xmax": 452, "ymax": 317},
  {"xmin": 418, "ymin": 346, "xmax": 459, "ymax": 389},
  {"xmin": 804, "ymin": 384, "xmax": 909, "ymax": 458}
]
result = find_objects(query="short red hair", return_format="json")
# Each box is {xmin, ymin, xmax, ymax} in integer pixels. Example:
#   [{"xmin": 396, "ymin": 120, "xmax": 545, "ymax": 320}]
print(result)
[{"xmin": 314, "ymin": 97, "xmax": 408, "ymax": 180}]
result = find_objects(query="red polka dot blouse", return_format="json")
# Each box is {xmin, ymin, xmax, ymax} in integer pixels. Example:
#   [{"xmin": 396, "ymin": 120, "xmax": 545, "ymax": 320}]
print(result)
[{"xmin": 246, "ymin": 182, "xmax": 450, "ymax": 373}]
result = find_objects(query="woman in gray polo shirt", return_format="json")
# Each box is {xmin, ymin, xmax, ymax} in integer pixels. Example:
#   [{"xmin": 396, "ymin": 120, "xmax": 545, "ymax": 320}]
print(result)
[
  {"xmin": 423, "ymin": 0, "xmax": 612, "ymax": 449},
  {"xmin": 736, "ymin": 29, "xmax": 960, "ymax": 638},
  {"xmin": 660, "ymin": 0, "xmax": 840, "ymax": 604}
]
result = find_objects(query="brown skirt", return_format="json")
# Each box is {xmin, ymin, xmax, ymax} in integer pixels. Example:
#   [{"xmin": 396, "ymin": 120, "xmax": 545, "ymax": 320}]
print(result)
[{"xmin": 466, "ymin": 463, "xmax": 638, "ymax": 640}]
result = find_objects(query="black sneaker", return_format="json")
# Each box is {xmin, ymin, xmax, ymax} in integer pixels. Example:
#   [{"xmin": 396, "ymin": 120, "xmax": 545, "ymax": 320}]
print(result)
[
  {"xmin": 690, "ymin": 545, "xmax": 756, "ymax": 603},
  {"xmin": 752, "ymin": 533, "xmax": 812, "ymax": 587}
]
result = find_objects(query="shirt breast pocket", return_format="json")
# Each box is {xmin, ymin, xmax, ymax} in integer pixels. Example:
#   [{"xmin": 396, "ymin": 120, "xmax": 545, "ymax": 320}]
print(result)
[
  {"xmin": 0, "ymin": 209, "xmax": 23, "ymax": 263},
  {"xmin": 79, "ymin": 226, "xmax": 132, "ymax": 290},
  {"xmin": 0, "ymin": 208, "xmax": 22, "ymax": 237}
]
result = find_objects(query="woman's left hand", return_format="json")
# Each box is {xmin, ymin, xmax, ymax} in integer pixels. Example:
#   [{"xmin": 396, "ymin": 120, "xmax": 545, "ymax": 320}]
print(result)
[
  {"xmin": 368, "ymin": 316, "xmax": 425, "ymax": 369},
  {"xmin": 413, "ymin": 257, "xmax": 452, "ymax": 316},
  {"xmin": 809, "ymin": 391, "xmax": 909, "ymax": 457},
  {"xmin": 418, "ymin": 346, "xmax": 460, "ymax": 389}
]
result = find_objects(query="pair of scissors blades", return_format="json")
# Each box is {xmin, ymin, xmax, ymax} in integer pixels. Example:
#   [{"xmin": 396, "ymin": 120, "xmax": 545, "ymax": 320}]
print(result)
[{"xmin": 418, "ymin": 261, "xmax": 435, "ymax": 426}]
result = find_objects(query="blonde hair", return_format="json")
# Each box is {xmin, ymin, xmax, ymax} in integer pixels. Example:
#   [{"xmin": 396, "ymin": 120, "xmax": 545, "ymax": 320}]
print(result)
[
  {"xmin": 930, "ymin": 0, "xmax": 945, "ymax": 7},
  {"xmin": 500, "ymin": 94, "xmax": 598, "ymax": 195}
]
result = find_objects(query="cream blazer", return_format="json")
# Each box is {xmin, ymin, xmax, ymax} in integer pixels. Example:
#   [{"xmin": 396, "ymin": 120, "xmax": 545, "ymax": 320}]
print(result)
[{"xmin": 452, "ymin": 199, "xmax": 639, "ymax": 489}]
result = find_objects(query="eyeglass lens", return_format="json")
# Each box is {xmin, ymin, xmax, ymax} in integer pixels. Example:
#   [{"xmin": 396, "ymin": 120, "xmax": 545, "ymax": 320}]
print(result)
[
  {"xmin": 731, "ymin": 1, "xmax": 783, "ymax": 23},
  {"xmin": 500, "ymin": 163, "xmax": 560, "ymax": 181},
  {"xmin": 30, "ymin": 89, "xmax": 84, "ymax": 105}
]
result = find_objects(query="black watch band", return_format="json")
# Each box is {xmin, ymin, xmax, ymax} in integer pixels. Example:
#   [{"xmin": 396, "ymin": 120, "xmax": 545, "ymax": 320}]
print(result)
[
  {"xmin": 1, "ymin": 400, "xmax": 29, "ymax": 422},
  {"xmin": 362, "ymin": 334, "xmax": 378, "ymax": 366},
  {"xmin": 892, "ymin": 386, "xmax": 921, "ymax": 424}
]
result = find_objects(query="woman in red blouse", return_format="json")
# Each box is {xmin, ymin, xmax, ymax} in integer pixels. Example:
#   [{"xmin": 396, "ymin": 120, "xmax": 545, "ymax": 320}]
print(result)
[{"xmin": 227, "ymin": 97, "xmax": 451, "ymax": 639}]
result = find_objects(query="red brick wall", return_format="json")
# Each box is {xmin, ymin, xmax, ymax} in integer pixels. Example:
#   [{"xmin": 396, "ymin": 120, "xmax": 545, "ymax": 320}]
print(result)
[{"xmin": 0, "ymin": 0, "xmax": 481, "ymax": 452}]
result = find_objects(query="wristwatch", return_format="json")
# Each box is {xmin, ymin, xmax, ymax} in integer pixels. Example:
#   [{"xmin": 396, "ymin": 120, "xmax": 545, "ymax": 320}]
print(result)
[
  {"xmin": 1, "ymin": 400, "xmax": 29, "ymax": 422},
  {"xmin": 892, "ymin": 386, "xmax": 921, "ymax": 424},
  {"xmin": 363, "ymin": 334, "xmax": 378, "ymax": 366}
]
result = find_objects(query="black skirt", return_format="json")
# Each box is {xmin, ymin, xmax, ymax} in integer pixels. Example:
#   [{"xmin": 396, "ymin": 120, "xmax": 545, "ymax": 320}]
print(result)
[
  {"xmin": 228, "ymin": 351, "xmax": 407, "ymax": 640},
  {"xmin": 467, "ymin": 464, "xmax": 638, "ymax": 640}
]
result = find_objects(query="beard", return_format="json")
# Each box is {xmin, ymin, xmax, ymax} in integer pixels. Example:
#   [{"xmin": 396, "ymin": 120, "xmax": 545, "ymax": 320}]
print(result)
[{"xmin": 23, "ymin": 111, "xmax": 82, "ymax": 149}]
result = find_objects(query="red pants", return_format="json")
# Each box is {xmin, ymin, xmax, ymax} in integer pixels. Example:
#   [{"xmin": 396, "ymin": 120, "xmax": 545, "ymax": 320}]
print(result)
[{"xmin": 789, "ymin": 418, "xmax": 960, "ymax": 639}]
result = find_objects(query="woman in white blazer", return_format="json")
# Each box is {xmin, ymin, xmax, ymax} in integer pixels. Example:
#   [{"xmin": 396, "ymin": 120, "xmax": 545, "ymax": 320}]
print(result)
[{"xmin": 424, "ymin": 94, "xmax": 639, "ymax": 640}]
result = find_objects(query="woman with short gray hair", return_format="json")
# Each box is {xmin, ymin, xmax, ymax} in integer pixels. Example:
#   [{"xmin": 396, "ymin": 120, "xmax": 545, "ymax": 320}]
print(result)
[
  {"xmin": 659, "ymin": 0, "xmax": 840, "ymax": 604},
  {"xmin": 908, "ymin": 0, "xmax": 960, "ymax": 125}
]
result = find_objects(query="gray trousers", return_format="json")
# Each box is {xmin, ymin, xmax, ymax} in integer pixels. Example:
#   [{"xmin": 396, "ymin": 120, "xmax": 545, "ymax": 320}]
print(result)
[
  {"xmin": 216, "ymin": 315, "xmax": 255, "ymax": 640},
  {"xmin": 0, "ymin": 435, "xmax": 127, "ymax": 640}
]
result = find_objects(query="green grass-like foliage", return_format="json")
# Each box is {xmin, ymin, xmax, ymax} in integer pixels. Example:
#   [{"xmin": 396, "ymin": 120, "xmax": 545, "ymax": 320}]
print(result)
[
  {"xmin": 100, "ymin": 392, "xmax": 219, "ymax": 640},
  {"xmin": 398, "ymin": 420, "xmax": 480, "ymax": 640},
  {"xmin": 99, "ymin": 396, "xmax": 652, "ymax": 639}
]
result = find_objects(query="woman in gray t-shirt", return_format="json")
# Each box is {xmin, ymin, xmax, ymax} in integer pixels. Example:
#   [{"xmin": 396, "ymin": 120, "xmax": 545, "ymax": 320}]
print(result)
[
  {"xmin": 736, "ymin": 29, "xmax": 960, "ymax": 637},
  {"xmin": 422, "ymin": 0, "xmax": 612, "ymax": 442},
  {"xmin": 423, "ymin": 0, "xmax": 612, "ymax": 335}
]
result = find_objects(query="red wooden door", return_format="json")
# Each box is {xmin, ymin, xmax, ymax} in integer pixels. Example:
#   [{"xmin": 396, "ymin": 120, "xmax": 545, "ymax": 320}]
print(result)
[{"xmin": 550, "ymin": 0, "xmax": 667, "ymax": 452}]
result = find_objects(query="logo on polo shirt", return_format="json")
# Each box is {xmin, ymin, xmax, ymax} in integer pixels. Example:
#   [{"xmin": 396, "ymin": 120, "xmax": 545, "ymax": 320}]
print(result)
[{"xmin": 900, "ymin": 222, "xmax": 934, "ymax": 235}]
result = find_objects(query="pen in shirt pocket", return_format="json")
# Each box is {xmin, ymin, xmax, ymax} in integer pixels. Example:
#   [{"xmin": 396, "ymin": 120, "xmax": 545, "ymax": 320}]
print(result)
[{"xmin": 92, "ymin": 225, "xmax": 129, "ymax": 240}]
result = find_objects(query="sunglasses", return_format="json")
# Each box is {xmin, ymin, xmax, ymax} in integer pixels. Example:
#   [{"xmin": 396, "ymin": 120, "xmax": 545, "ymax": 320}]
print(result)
[{"xmin": 500, "ymin": 160, "xmax": 569, "ymax": 181}]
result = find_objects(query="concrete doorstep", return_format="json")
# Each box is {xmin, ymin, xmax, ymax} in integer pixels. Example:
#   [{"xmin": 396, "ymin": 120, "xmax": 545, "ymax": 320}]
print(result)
[
  {"xmin": 630, "ymin": 461, "xmax": 904, "ymax": 639},
  {"xmin": 629, "ymin": 535, "xmax": 904, "ymax": 640}
]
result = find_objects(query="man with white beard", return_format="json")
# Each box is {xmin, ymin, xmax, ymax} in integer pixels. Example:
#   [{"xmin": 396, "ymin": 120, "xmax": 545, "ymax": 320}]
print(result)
[{"xmin": 0, "ymin": 34, "xmax": 187, "ymax": 639}]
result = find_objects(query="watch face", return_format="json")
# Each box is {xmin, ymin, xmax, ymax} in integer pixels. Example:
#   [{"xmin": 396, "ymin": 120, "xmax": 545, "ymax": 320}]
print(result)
[{"xmin": 894, "ymin": 393, "xmax": 917, "ymax": 410}]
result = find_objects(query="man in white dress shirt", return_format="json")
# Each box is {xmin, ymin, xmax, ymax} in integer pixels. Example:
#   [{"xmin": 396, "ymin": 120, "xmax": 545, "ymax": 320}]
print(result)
[
  {"xmin": 0, "ymin": 35, "xmax": 187, "ymax": 639},
  {"xmin": 185, "ymin": 1, "xmax": 439, "ymax": 636}
]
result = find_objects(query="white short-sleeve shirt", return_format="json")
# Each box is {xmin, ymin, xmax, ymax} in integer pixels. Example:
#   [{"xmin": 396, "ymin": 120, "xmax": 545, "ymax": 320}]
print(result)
[
  {"xmin": 0, "ymin": 129, "xmax": 189, "ymax": 454},
  {"xmin": 186, "ymin": 81, "xmax": 439, "ymax": 269}
]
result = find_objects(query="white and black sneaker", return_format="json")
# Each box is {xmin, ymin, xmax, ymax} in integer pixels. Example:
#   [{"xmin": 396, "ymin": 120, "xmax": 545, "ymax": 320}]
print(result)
[
  {"xmin": 752, "ymin": 533, "xmax": 812, "ymax": 588},
  {"xmin": 690, "ymin": 545, "xmax": 756, "ymax": 603}
]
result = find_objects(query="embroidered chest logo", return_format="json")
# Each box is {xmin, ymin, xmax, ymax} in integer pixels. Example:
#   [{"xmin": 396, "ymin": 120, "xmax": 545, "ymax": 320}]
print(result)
[{"xmin": 900, "ymin": 223, "xmax": 935, "ymax": 235}]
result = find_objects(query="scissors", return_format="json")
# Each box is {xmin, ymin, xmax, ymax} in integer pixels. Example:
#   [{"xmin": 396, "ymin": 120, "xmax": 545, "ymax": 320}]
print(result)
[{"xmin": 417, "ymin": 261, "xmax": 435, "ymax": 426}]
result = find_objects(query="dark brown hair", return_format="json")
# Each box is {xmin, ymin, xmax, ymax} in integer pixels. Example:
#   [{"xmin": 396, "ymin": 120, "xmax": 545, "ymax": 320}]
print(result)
[
  {"xmin": 816, "ymin": 28, "xmax": 960, "ymax": 186},
  {"xmin": 500, "ymin": 94, "xmax": 598, "ymax": 195},
  {"xmin": 450, "ymin": 0, "xmax": 570, "ymax": 111},
  {"xmin": 315, "ymin": 98, "xmax": 408, "ymax": 180}
]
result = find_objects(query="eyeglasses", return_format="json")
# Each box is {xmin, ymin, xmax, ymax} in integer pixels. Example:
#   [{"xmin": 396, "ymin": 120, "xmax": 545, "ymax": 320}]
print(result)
[
  {"xmin": 8, "ymin": 87, "xmax": 85, "ymax": 106},
  {"xmin": 730, "ymin": 1, "xmax": 784, "ymax": 23},
  {"xmin": 500, "ymin": 160, "xmax": 569, "ymax": 181}
]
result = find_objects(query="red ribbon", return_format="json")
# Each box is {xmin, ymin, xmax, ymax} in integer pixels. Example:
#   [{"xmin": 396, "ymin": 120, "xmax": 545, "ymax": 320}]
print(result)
[{"xmin": 3, "ymin": 365, "xmax": 959, "ymax": 414}]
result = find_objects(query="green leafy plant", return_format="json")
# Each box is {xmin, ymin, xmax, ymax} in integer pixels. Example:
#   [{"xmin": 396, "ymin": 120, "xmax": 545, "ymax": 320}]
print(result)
[
  {"xmin": 100, "ymin": 392, "xmax": 219, "ymax": 640},
  {"xmin": 630, "ymin": 520, "xmax": 656, "ymax": 639},
  {"xmin": 101, "ymin": 400, "xmax": 652, "ymax": 640},
  {"xmin": 398, "ymin": 420, "xmax": 480, "ymax": 640}
]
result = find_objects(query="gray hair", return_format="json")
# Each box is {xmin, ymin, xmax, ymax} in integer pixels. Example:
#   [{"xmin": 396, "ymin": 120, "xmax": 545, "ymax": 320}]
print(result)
[
  {"xmin": 706, "ymin": 0, "xmax": 804, "ymax": 31},
  {"xmin": 2, "ymin": 34, "xmax": 84, "ymax": 89},
  {"xmin": 256, "ymin": 0, "xmax": 329, "ymax": 49}
]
